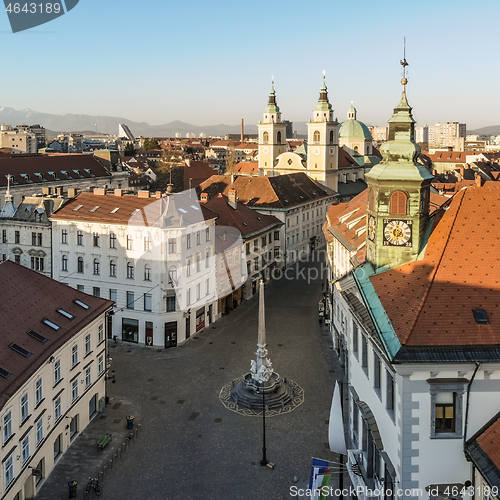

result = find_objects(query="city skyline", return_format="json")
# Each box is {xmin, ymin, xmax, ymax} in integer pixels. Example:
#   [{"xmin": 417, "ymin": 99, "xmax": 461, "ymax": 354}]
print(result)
[{"xmin": 0, "ymin": 0, "xmax": 499, "ymax": 130}]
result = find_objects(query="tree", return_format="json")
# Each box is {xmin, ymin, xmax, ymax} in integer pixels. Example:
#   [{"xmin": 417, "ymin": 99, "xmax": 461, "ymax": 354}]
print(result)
[
  {"xmin": 143, "ymin": 138, "xmax": 160, "ymax": 150},
  {"xmin": 225, "ymin": 147, "xmax": 237, "ymax": 175},
  {"xmin": 124, "ymin": 142, "xmax": 136, "ymax": 156}
]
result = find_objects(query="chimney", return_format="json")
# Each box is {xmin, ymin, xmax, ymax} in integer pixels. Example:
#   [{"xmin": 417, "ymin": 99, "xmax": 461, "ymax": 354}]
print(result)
[
  {"xmin": 138, "ymin": 190, "xmax": 150, "ymax": 198},
  {"xmin": 114, "ymin": 189, "xmax": 123, "ymax": 197},
  {"xmin": 93, "ymin": 188, "xmax": 106, "ymax": 196},
  {"xmin": 155, "ymin": 191, "xmax": 162, "ymax": 199},
  {"xmin": 475, "ymin": 173, "xmax": 483, "ymax": 187},
  {"xmin": 68, "ymin": 188, "xmax": 77, "ymax": 198},
  {"xmin": 228, "ymin": 189, "xmax": 237, "ymax": 210},
  {"xmin": 200, "ymin": 192, "xmax": 208, "ymax": 203},
  {"xmin": 241, "ymin": 118, "xmax": 244, "ymax": 142}
]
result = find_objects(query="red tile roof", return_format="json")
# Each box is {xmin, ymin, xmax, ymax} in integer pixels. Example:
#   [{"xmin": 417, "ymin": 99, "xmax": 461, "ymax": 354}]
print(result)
[
  {"xmin": 235, "ymin": 162, "xmax": 259, "ymax": 175},
  {"xmin": 371, "ymin": 185, "xmax": 500, "ymax": 346},
  {"xmin": 425, "ymin": 151, "xmax": 475, "ymax": 163},
  {"xmin": 475, "ymin": 416, "xmax": 500, "ymax": 473},
  {"xmin": 0, "ymin": 261, "xmax": 112, "ymax": 410}
]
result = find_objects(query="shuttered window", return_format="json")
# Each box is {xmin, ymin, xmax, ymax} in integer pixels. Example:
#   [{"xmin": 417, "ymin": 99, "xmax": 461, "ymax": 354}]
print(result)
[{"xmin": 390, "ymin": 191, "xmax": 407, "ymax": 215}]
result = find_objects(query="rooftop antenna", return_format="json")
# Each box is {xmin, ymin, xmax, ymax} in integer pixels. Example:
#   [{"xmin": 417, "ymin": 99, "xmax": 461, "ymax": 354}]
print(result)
[{"xmin": 400, "ymin": 37, "xmax": 409, "ymax": 87}]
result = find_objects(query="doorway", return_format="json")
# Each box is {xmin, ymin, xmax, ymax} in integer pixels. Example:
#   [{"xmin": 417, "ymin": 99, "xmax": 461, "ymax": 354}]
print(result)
[{"xmin": 164, "ymin": 322, "xmax": 177, "ymax": 348}]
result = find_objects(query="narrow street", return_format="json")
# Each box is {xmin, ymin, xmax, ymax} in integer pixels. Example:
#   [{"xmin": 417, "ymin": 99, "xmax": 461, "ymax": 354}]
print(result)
[{"xmin": 39, "ymin": 252, "xmax": 344, "ymax": 500}]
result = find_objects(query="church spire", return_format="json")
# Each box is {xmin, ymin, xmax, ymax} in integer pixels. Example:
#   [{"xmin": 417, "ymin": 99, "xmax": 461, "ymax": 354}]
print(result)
[
  {"xmin": 315, "ymin": 70, "xmax": 332, "ymax": 112},
  {"xmin": 265, "ymin": 77, "xmax": 280, "ymax": 114}
]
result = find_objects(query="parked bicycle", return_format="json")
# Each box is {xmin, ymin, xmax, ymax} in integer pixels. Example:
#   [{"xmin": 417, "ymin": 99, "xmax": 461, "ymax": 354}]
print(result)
[{"xmin": 84, "ymin": 477, "xmax": 103, "ymax": 498}]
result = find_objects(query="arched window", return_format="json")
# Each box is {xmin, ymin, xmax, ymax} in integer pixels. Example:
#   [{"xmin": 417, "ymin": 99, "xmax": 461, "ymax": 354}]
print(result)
[
  {"xmin": 313, "ymin": 131, "xmax": 320, "ymax": 143},
  {"xmin": 277, "ymin": 131, "xmax": 282, "ymax": 144},
  {"xmin": 110, "ymin": 260, "xmax": 116, "ymax": 277},
  {"xmin": 93, "ymin": 258, "xmax": 100, "ymax": 275},
  {"xmin": 144, "ymin": 264, "xmax": 151, "ymax": 281},
  {"xmin": 77, "ymin": 257, "xmax": 84, "ymax": 273},
  {"xmin": 329, "ymin": 130, "xmax": 334, "ymax": 144},
  {"xmin": 127, "ymin": 262, "xmax": 134, "ymax": 279},
  {"xmin": 168, "ymin": 265, "xmax": 177, "ymax": 285},
  {"xmin": 354, "ymin": 145, "xmax": 359, "ymax": 153},
  {"xmin": 390, "ymin": 191, "xmax": 408, "ymax": 215},
  {"xmin": 369, "ymin": 189, "xmax": 375, "ymax": 211},
  {"xmin": 62, "ymin": 254, "xmax": 68, "ymax": 272},
  {"xmin": 263, "ymin": 132, "xmax": 269, "ymax": 144}
]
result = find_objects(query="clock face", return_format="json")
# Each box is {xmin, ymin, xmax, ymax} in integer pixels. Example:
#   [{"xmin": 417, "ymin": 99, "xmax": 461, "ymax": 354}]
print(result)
[
  {"xmin": 368, "ymin": 215, "xmax": 376, "ymax": 242},
  {"xmin": 313, "ymin": 147, "xmax": 320, "ymax": 156},
  {"xmin": 263, "ymin": 147, "xmax": 269, "ymax": 154},
  {"xmin": 383, "ymin": 219, "xmax": 412, "ymax": 247}
]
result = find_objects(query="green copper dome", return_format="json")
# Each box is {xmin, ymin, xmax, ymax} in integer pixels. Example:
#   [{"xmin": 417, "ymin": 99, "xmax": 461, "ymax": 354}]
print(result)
[
  {"xmin": 265, "ymin": 85, "xmax": 280, "ymax": 113},
  {"xmin": 339, "ymin": 118, "xmax": 372, "ymax": 140},
  {"xmin": 315, "ymin": 80, "xmax": 332, "ymax": 112}
]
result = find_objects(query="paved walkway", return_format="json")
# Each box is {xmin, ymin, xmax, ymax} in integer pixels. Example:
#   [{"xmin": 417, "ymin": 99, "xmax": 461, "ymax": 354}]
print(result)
[{"xmin": 36, "ymin": 253, "xmax": 350, "ymax": 499}]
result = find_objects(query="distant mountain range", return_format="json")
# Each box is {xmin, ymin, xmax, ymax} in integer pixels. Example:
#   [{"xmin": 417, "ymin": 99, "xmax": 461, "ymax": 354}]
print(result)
[
  {"xmin": 467, "ymin": 125, "xmax": 500, "ymax": 136},
  {"xmin": 0, "ymin": 106, "xmax": 262, "ymax": 138}
]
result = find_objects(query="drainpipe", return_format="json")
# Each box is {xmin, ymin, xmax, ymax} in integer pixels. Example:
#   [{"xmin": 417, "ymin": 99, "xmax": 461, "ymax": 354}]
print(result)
[{"xmin": 463, "ymin": 361, "xmax": 481, "ymax": 450}]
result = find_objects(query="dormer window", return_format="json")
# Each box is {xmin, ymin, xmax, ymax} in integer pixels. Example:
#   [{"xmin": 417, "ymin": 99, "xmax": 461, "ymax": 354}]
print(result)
[
  {"xmin": 473, "ymin": 309, "xmax": 489, "ymax": 325},
  {"xmin": 84, "ymin": 168, "xmax": 95, "ymax": 177},
  {"xmin": 48, "ymin": 171, "xmax": 59, "ymax": 180},
  {"xmin": 20, "ymin": 174, "xmax": 33, "ymax": 183}
]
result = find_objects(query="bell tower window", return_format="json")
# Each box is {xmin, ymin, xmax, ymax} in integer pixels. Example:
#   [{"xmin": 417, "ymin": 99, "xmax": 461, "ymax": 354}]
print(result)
[
  {"xmin": 329, "ymin": 131, "xmax": 334, "ymax": 144},
  {"xmin": 390, "ymin": 191, "xmax": 408, "ymax": 215},
  {"xmin": 277, "ymin": 131, "xmax": 282, "ymax": 144},
  {"xmin": 313, "ymin": 131, "xmax": 320, "ymax": 143},
  {"xmin": 263, "ymin": 132, "xmax": 269, "ymax": 144}
]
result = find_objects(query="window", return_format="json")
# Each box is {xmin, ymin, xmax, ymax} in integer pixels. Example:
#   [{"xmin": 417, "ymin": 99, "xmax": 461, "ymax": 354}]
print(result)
[
  {"xmin": 206, "ymin": 278, "xmax": 210, "ymax": 295},
  {"xmin": 220, "ymin": 279, "xmax": 225, "ymax": 292},
  {"xmin": 93, "ymin": 287, "xmax": 100, "ymax": 297},
  {"xmin": 187, "ymin": 259, "xmax": 191, "ymax": 277},
  {"xmin": 196, "ymin": 231, "xmax": 201, "ymax": 245},
  {"xmin": 168, "ymin": 266, "xmax": 177, "ymax": 284},
  {"xmin": 54, "ymin": 397, "xmax": 61, "ymax": 421},
  {"xmin": 429, "ymin": 380, "xmax": 465, "ymax": 438},
  {"xmin": 98, "ymin": 355, "xmax": 104, "ymax": 374},
  {"xmin": 93, "ymin": 258, "xmax": 100, "ymax": 275},
  {"xmin": 166, "ymin": 294, "xmax": 176, "ymax": 312},
  {"xmin": 4, "ymin": 455, "xmax": 13, "ymax": 487},
  {"xmin": 21, "ymin": 435, "xmax": 30, "ymax": 464},
  {"xmin": 35, "ymin": 378, "xmax": 42, "ymax": 406},
  {"xmin": 186, "ymin": 288, "xmax": 191, "ymax": 306},
  {"xmin": 352, "ymin": 322, "xmax": 358, "ymax": 357},
  {"xmin": 77, "ymin": 230, "xmax": 83, "ymax": 245},
  {"xmin": 31, "ymin": 232, "xmax": 36, "ymax": 246},
  {"xmin": 386, "ymin": 371, "xmax": 395, "ymax": 412},
  {"xmin": 144, "ymin": 293, "xmax": 152, "ymax": 312},
  {"xmin": 54, "ymin": 434, "xmax": 62, "ymax": 460},
  {"xmin": 263, "ymin": 131, "xmax": 269, "ymax": 144},
  {"xmin": 274, "ymin": 231, "xmax": 280, "ymax": 241},
  {"xmin": 262, "ymin": 236, "xmax": 267, "ymax": 247},
  {"xmin": 205, "ymin": 227, "xmax": 210, "ymax": 242},
  {"xmin": 62, "ymin": 254, "xmax": 68, "ymax": 271},
  {"xmin": 126, "ymin": 235, "xmax": 133, "ymax": 250},
  {"xmin": 329, "ymin": 130, "xmax": 334, "ymax": 144},
  {"xmin": 197, "ymin": 255, "xmax": 201, "ymax": 272},
  {"xmin": 110, "ymin": 260, "xmax": 116, "ymax": 277},
  {"xmin": 2, "ymin": 230, "xmax": 6, "ymax": 244},
  {"xmin": 61, "ymin": 229, "xmax": 68, "ymax": 244},
  {"xmin": 85, "ymin": 334, "xmax": 91, "ymax": 355},
  {"xmin": 127, "ymin": 262, "xmax": 134, "ymax": 279},
  {"xmin": 21, "ymin": 394, "xmax": 29, "ymax": 422},
  {"xmin": 36, "ymin": 418, "xmax": 43, "ymax": 445},
  {"xmin": 187, "ymin": 234, "xmax": 191, "ymax": 249},
  {"xmin": 144, "ymin": 235, "xmax": 152, "ymax": 252},
  {"xmin": 31, "ymin": 256, "xmax": 44, "ymax": 272},
  {"xmin": 98, "ymin": 323, "xmax": 104, "ymax": 342},
  {"xmin": 85, "ymin": 367, "xmax": 91, "ymax": 388},
  {"xmin": 77, "ymin": 285, "xmax": 84, "ymax": 292},
  {"xmin": 77, "ymin": 257, "xmax": 84, "ymax": 273},
  {"xmin": 313, "ymin": 130, "xmax": 320, "ymax": 143},
  {"xmin": 246, "ymin": 243, "xmax": 250, "ymax": 255},
  {"xmin": 374, "ymin": 355, "xmax": 381, "ymax": 393},
  {"xmin": 168, "ymin": 238, "xmax": 177, "ymax": 253},
  {"xmin": 109, "ymin": 232, "xmax": 116, "ymax": 248},
  {"xmin": 15, "ymin": 255, "xmax": 20, "ymax": 264},
  {"xmin": 54, "ymin": 360, "xmax": 61, "ymax": 384},
  {"xmin": 127, "ymin": 291, "xmax": 134, "ymax": 309},
  {"xmin": 254, "ymin": 257, "xmax": 259, "ymax": 271},
  {"xmin": 71, "ymin": 379, "xmax": 78, "ymax": 402},
  {"xmin": 196, "ymin": 283, "xmax": 201, "ymax": 301},
  {"xmin": 390, "ymin": 191, "xmax": 407, "ymax": 215},
  {"xmin": 109, "ymin": 289, "xmax": 117, "ymax": 304},
  {"xmin": 361, "ymin": 335, "xmax": 368, "ymax": 372},
  {"xmin": 93, "ymin": 232, "xmax": 100, "ymax": 247},
  {"xmin": 254, "ymin": 240, "xmax": 258, "ymax": 252},
  {"xmin": 205, "ymin": 248, "xmax": 210, "ymax": 268},
  {"xmin": 3, "ymin": 412, "xmax": 12, "ymax": 443}
]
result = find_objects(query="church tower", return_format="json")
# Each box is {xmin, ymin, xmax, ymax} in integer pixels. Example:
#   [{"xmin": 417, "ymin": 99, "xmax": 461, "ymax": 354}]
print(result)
[
  {"xmin": 306, "ymin": 76, "xmax": 338, "ymax": 191},
  {"xmin": 258, "ymin": 83, "xmax": 287, "ymax": 175},
  {"xmin": 365, "ymin": 64, "xmax": 434, "ymax": 270}
]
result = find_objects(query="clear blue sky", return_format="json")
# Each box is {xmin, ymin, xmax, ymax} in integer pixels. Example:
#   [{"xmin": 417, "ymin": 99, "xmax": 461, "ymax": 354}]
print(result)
[{"xmin": 1, "ymin": 0, "xmax": 499, "ymax": 130}]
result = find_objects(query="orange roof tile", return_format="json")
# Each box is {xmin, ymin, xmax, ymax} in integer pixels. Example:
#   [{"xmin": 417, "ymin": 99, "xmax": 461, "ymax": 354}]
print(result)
[{"xmin": 371, "ymin": 185, "xmax": 500, "ymax": 347}]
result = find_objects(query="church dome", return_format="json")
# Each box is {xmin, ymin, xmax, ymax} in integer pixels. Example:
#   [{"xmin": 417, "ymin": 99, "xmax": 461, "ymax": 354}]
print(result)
[{"xmin": 339, "ymin": 118, "xmax": 372, "ymax": 140}]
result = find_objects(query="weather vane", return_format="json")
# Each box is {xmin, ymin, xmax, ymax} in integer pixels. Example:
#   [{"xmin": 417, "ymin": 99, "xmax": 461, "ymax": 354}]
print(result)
[
  {"xmin": 400, "ymin": 37, "xmax": 408, "ymax": 84},
  {"xmin": 271, "ymin": 75, "xmax": 274, "ymax": 85},
  {"xmin": 322, "ymin": 69, "xmax": 326, "ymax": 80}
]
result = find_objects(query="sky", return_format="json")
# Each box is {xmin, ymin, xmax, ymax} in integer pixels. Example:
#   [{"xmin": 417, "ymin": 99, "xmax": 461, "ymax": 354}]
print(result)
[{"xmin": 1, "ymin": 0, "xmax": 499, "ymax": 131}]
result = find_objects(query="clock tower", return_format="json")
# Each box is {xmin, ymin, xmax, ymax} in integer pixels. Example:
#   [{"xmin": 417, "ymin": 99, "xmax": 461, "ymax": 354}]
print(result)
[
  {"xmin": 365, "ymin": 68, "xmax": 434, "ymax": 270},
  {"xmin": 258, "ymin": 83, "xmax": 287, "ymax": 175},
  {"xmin": 306, "ymin": 76, "xmax": 339, "ymax": 191}
]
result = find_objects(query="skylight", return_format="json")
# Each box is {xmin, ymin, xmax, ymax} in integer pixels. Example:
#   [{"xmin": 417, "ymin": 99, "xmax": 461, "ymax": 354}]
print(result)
[
  {"xmin": 0, "ymin": 367, "xmax": 12, "ymax": 379},
  {"xmin": 74, "ymin": 299, "xmax": 90, "ymax": 310},
  {"xmin": 57, "ymin": 309, "xmax": 74, "ymax": 320},
  {"xmin": 73, "ymin": 205, "xmax": 83, "ymax": 211},
  {"xmin": 473, "ymin": 309, "xmax": 489, "ymax": 325},
  {"xmin": 90, "ymin": 206, "xmax": 100, "ymax": 213},
  {"xmin": 27, "ymin": 330, "xmax": 48, "ymax": 344},
  {"xmin": 110, "ymin": 207, "xmax": 120, "ymax": 214},
  {"xmin": 42, "ymin": 319, "xmax": 60, "ymax": 331},
  {"xmin": 9, "ymin": 343, "xmax": 32, "ymax": 358}
]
